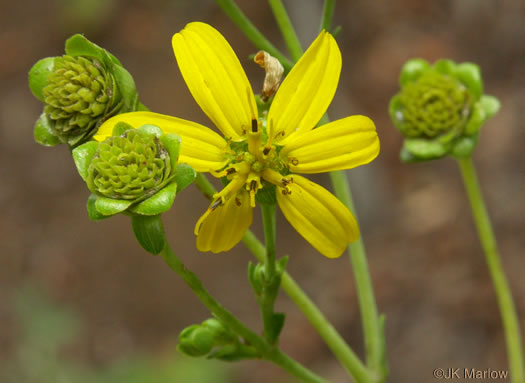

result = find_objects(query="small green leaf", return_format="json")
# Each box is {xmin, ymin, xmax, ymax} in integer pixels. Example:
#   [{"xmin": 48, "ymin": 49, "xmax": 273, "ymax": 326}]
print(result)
[
  {"xmin": 464, "ymin": 103, "xmax": 486, "ymax": 136},
  {"xmin": 72, "ymin": 141, "xmax": 99, "ymax": 181},
  {"xmin": 131, "ymin": 214, "xmax": 165, "ymax": 255},
  {"xmin": 112, "ymin": 121, "xmax": 134, "ymax": 137},
  {"xmin": 111, "ymin": 64, "xmax": 138, "ymax": 110},
  {"xmin": 95, "ymin": 196, "xmax": 132, "ymax": 215},
  {"xmin": 454, "ymin": 62, "xmax": 482, "ymax": 100},
  {"xmin": 451, "ymin": 135, "xmax": 478, "ymax": 158},
  {"xmin": 173, "ymin": 164, "xmax": 196, "ymax": 194},
  {"xmin": 34, "ymin": 114, "xmax": 60, "ymax": 146},
  {"xmin": 433, "ymin": 59, "xmax": 455, "ymax": 75},
  {"xmin": 28, "ymin": 57, "xmax": 55, "ymax": 102},
  {"xmin": 130, "ymin": 182, "xmax": 177, "ymax": 215},
  {"xmin": 160, "ymin": 133, "xmax": 182, "ymax": 167},
  {"xmin": 137, "ymin": 124, "xmax": 163, "ymax": 139},
  {"xmin": 64, "ymin": 34, "xmax": 104, "ymax": 61},
  {"xmin": 399, "ymin": 58, "xmax": 429, "ymax": 86},
  {"xmin": 267, "ymin": 313, "xmax": 286, "ymax": 344},
  {"xmin": 87, "ymin": 194, "xmax": 110, "ymax": 220},
  {"xmin": 404, "ymin": 138, "xmax": 448, "ymax": 160},
  {"xmin": 479, "ymin": 95, "xmax": 500, "ymax": 119}
]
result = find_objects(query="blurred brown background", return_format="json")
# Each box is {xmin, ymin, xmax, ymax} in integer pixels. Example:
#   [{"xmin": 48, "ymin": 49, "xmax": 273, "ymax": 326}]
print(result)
[{"xmin": 1, "ymin": 0, "xmax": 524, "ymax": 382}]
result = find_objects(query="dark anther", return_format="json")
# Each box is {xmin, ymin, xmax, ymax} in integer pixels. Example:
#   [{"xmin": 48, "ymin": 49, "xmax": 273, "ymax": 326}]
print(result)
[
  {"xmin": 250, "ymin": 180, "xmax": 257, "ymax": 190},
  {"xmin": 290, "ymin": 158, "xmax": 299, "ymax": 166},
  {"xmin": 226, "ymin": 168, "xmax": 237, "ymax": 175},
  {"xmin": 210, "ymin": 199, "xmax": 222, "ymax": 210},
  {"xmin": 235, "ymin": 198, "xmax": 242, "ymax": 206},
  {"xmin": 251, "ymin": 119, "xmax": 258, "ymax": 133},
  {"xmin": 262, "ymin": 147, "xmax": 271, "ymax": 155}
]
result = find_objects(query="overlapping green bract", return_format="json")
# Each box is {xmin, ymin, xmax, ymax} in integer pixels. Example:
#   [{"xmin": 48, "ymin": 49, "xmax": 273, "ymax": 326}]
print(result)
[
  {"xmin": 29, "ymin": 34, "xmax": 140, "ymax": 147},
  {"xmin": 88, "ymin": 130, "xmax": 170, "ymax": 201},
  {"xmin": 389, "ymin": 59, "xmax": 500, "ymax": 162}
]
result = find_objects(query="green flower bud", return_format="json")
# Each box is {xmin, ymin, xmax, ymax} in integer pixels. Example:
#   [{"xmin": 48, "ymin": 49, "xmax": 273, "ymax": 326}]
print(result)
[
  {"xmin": 390, "ymin": 59, "xmax": 500, "ymax": 162},
  {"xmin": 72, "ymin": 123, "xmax": 196, "ymax": 218},
  {"xmin": 177, "ymin": 325, "xmax": 215, "ymax": 357},
  {"xmin": 29, "ymin": 34, "xmax": 140, "ymax": 147},
  {"xmin": 43, "ymin": 56, "xmax": 114, "ymax": 145}
]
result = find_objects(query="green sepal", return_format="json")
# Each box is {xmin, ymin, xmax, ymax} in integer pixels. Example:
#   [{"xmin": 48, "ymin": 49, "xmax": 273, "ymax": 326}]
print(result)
[
  {"xmin": 433, "ymin": 59, "xmax": 455, "ymax": 76},
  {"xmin": 255, "ymin": 183, "xmax": 277, "ymax": 205},
  {"xmin": 72, "ymin": 141, "xmax": 99, "ymax": 182},
  {"xmin": 137, "ymin": 102, "xmax": 149, "ymax": 111},
  {"xmin": 388, "ymin": 95, "xmax": 403, "ymax": 128},
  {"xmin": 64, "ymin": 34, "xmax": 105, "ymax": 62},
  {"xmin": 404, "ymin": 138, "xmax": 448, "ymax": 160},
  {"xmin": 177, "ymin": 325, "xmax": 214, "ymax": 357},
  {"xmin": 266, "ymin": 312, "xmax": 286, "ymax": 344},
  {"xmin": 129, "ymin": 182, "xmax": 177, "ymax": 216},
  {"xmin": 454, "ymin": 62, "xmax": 482, "ymax": 100},
  {"xmin": 95, "ymin": 196, "xmax": 133, "ymax": 216},
  {"xmin": 112, "ymin": 121, "xmax": 134, "ymax": 137},
  {"xmin": 173, "ymin": 164, "xmax": 196, "ymax": 194},
  {"xmin": 399, "ymin": 58, "xmax": 429, "ymax": 86},
  {"xmin": 277, "ymin": 256, "xmax": 289, "ymax": 273},
  {"xmin": 400, "ymin": 146, "xmax": 419, "ymax": 163},
  {"xmin": 247, "ymin": 262, "xmax": 263, "ymax": 295},
  {"xmin": 137, "ymin": 124, "xmax": 163, "ymax": 139},
  {"xmin": 131, "ymin": 214, "xmax": 165, "ymax": 255},
  {"xmin": 451, "ymin": 135, "xmax": 478, "ymax": 158},
  {"xmin": 464, "ymin": 103, "xmax": 486, "ymax": 136},
  {"xmin": 86, "ymin": 194, "xmax": 110, "ymax": 221},
  {"xmin": 34, "ymin": 114, "xmax": 60, "ymax": 147},
  {"xmin": 211, "ymin": 344, "xmax": 259, "ymax": 361},
  {"xmin": 28, "ymin": 57, "xmax": 55, "ymax": 102},
  {"xmin": 111, "ymin": 64, "xmax": 138, "ymax": 110},
  {"xmin": 159, "ymin": 133, "xmax": 181, "ymax": 167},
  {"xmin": 479, "ymin": 95, "xmax": 500, "ymax": 120}
]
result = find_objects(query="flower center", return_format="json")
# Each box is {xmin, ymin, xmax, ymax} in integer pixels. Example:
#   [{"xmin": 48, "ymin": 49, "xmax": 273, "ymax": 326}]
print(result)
[{"xmin": 194, "ymin": 119, "xmax": 293, "ymax": 234}]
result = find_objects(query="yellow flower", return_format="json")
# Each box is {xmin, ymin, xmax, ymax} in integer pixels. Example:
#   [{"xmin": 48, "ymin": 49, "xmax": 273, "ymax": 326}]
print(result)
[{"xmin": 95, "ymin": 22, "xmax": 379, "ymax": 258}]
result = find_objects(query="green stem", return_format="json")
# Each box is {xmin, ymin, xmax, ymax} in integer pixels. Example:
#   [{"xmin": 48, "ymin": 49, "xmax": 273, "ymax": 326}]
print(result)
[
  {"xmin": 329, "ymin": 170, "xmax": 385, "ymax": 380},
  {"xmin": 320, "ymin": 0, "xmax": 336, "ymax": 32},
  {"xmin": 215, "ymin": 0, "xmax": 294, "ymax": 72},
  {"xmin": 268, "ymin": 0, "xmax": 303, "ymax": 62},
  {"xmin": 243, "ymin": 230, "xmax": 373, "ymax": 383},
  {"xmin": 457, "ymin": 157, "xmax": 524, "ymax": 383},
  {"xmin": 159, "ymin": 240, "xmax": 328, "ymax": 383},
  {"xmin": 194, "ymin": 173, "xmax": 369, "ymax": 379},
  {"xmin": 260, "ymin": 203, "xmax": 281, "ymax": 344}
]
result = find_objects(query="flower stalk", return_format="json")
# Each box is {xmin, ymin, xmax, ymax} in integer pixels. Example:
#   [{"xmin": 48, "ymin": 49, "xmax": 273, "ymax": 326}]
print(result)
[{"xmin": 457, "ymin": 157, "xmax": 524, "ymax": 383}]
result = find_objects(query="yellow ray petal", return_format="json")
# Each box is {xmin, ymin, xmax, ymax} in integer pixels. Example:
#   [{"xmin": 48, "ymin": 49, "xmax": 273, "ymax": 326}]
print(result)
[
  {"xmin": 172, "ymin": 22, "xmax": 257, "ymax": 141},
  {"xmin": 94, "ymin": 112, "xmax": 228, "ymax": 173},
  {"xmin": 277, "ymin": 175, "xmax": 358, "ymax": 258},
  {"xmin": 280, "ymin": 115, "xmax": 380, "ymax": 173},
  {"xmin": 267, "ymin": 31, "xmax": 341, "ymax": 144},
  {"xmin": 196, "ymin": 190, "xmax": 253, "ymax": 253}
]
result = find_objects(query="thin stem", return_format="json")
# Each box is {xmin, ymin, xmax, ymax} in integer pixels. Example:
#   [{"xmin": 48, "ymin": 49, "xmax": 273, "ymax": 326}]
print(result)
[
  {"xmin": 329, "ymin": 170, "xmax": 385, "ymax": 380},
  {"xmin": 320, "ymin": 0, "xmax": 336, "ymax": 32},
  {"xmin": 194, "ymin": 172, "xmax": 216, "ymax": 200},
  {"xmin": 243, "ymin": 230, "xmax": 373, "ymax": 382},
  {"xmin": 215, "ymin": 0, "xmax": 294, "ymax": 72},
  {"xmin": 260, "ymin": 203, "xmax": 281, "ymax": 344},
  {"xmin": 159, "ymin": 240, "xmax": 328, "ymax": 383},
  {"xmin": 457, "ymin": 157, "xmax": 524, "ymax": 383},
  {"xmin": 268, "ymin": 0, "xmax": 303, "ymax": 62}
]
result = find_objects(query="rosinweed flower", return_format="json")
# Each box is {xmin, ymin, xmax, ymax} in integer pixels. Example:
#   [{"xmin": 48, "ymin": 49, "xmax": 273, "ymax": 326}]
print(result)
[
  {"xmin": 29, "ymin": 34, "xmax": 140, "ymax": 147},
  {"xmin": 95, "ymin": 22, "xmax": 380, "ymax": 258},
  {"xmin": 389, "ymin": 59, "xmax": 500, "ymax": 162},
  {"xmin": 72, "ymin": 122, "xmax": 195, "ymax": 219}
]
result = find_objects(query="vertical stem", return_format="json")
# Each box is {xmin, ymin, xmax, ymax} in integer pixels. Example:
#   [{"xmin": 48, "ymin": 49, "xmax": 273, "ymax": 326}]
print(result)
[
  {"xmin": 262, "ymin": 203, "xmax": 277, "ymax": 275},
  {"xmin": 320, "ymin": 0, "xmax": 336, "ymax": 32},
  {"xmin": 457, "ymin": 157, "xmax": 524, "ymax": 383},
  {"xmin": 329, "ymin": 170, "xmax": 385, "ymax": 380},
  {"xmin": 215, "ymin": 0, "xmax": 294, "ymax": 71},
  {"xmin": 242, "ymin": 230, "xmax": 373, "ymax": 382},
  {"xmin": 268, "ymin": 0, "xmax": 303, "ymax": 62}
]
